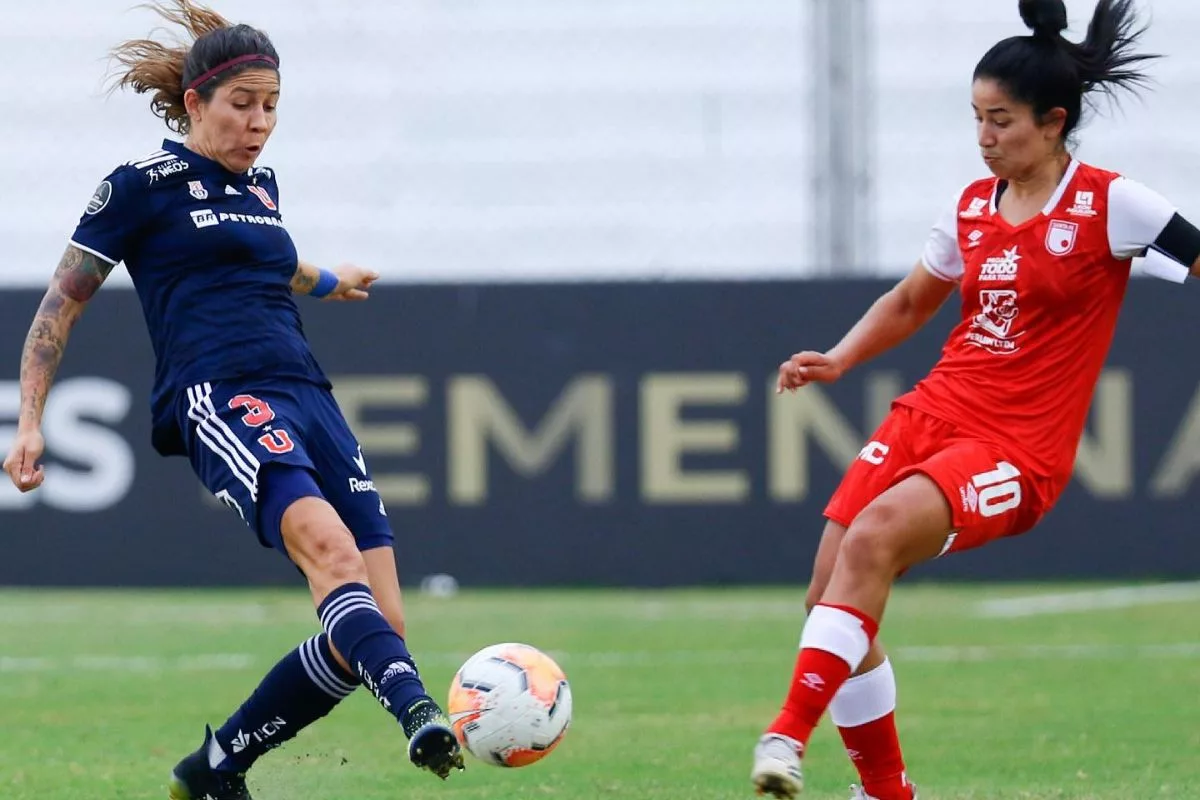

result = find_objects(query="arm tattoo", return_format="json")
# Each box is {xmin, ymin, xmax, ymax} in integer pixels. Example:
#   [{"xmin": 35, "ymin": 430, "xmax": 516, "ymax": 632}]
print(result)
[
  {"xmin": 54, "ymin": 246, "xmax": 115, "ymax": 302},
  {"xmin": 291, "ymin": 261, "xmax": 319, "ymax": 294},
  {"xmin": 18, "ymin": 245, "xmax": 106, "ymax": 427}
]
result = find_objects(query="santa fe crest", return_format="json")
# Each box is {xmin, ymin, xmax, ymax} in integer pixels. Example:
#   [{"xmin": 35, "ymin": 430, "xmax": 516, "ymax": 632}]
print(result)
[{"xmin": 1045, "ymin": 219, "xmax": 1078, "ymax": 256}]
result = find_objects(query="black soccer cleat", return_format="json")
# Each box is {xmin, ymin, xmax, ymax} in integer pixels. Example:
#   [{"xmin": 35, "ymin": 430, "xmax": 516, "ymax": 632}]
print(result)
[
  {"xmin": 401, "ymin": 697, "xmax": 465, "ymax": 779},
  {"xmin": 167, "ymin": 726, "xmax": 253, "ymax": 800}
]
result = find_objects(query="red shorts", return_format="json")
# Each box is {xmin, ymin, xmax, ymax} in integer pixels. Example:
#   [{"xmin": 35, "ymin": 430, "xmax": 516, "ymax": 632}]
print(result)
[{"xmin": 823, "ymin": 405, "xmax": 1053, "ymax": 556}]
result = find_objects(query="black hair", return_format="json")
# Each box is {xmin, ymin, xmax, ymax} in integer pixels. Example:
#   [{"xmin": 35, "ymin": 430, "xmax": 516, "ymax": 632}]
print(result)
[
  {"xmin": 110, "ymin": 1, "xmax": 280, "ymax": 134},
  {"xmin": 973, "ymin": 0, "xmax": 1158, "ymax": 142}
]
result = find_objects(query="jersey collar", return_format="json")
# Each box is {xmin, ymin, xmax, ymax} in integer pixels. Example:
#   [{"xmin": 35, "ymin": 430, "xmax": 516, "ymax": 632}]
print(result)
[
  {"xmin": 990, "ymin": 157, "xmax": 1080, "ymax": 217},
  {"xmin": 161, "ymin": 138, "xmax": 253, "ymax": 180}
]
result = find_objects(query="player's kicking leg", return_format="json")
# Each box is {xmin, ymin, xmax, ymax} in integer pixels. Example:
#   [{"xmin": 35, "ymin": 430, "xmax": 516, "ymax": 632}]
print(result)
[
  {"xmin": 167, "ymin": 477, "xmax": 457, "ymax": 797},
  {"xmin": 753, "ymin": 520, "xmax": 916, "ymax": 800},
  {"xmin": 270, "ymin": 467, "xmax": 462, "ymax": 779},
  {"xmin": 360, "ymin": 545, "xmax": 463, "ymax": 777},
  {"xmin": 165, "ymin": 548, "xmax": 457, "ymax": 799}
]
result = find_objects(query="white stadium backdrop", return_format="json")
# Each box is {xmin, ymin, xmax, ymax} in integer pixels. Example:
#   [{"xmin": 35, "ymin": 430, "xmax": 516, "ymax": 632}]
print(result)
[{"xmin": 0, "ymin": 0, "xmax": 1197, "ymax": 287}]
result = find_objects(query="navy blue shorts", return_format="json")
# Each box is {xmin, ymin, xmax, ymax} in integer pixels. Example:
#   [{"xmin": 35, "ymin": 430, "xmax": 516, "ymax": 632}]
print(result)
[{"xmin": 176, "ymin": 379, "xmax": 393, "ymax": 552}]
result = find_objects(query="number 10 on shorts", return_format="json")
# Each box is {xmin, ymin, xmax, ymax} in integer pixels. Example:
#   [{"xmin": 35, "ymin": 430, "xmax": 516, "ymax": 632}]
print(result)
[{"xmin": 963, "ymin": 461, "xmax": 1021, "ymax": 518}]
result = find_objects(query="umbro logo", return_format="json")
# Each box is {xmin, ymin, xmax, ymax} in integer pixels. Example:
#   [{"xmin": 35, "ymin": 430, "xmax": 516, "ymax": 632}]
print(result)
[{"xmin": 799, "ymin": 672, "xmax": 826, "ymax": 691}]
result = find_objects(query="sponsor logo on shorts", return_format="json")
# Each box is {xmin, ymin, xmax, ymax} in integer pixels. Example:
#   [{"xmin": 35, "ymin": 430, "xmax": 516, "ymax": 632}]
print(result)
[
  {"xmin": 349, "ymin": 477, "xmax": 377, "ymax": 494},
  {"xmin": 857, "ymin": 441, "xmax": 889, "ymax": 465}
]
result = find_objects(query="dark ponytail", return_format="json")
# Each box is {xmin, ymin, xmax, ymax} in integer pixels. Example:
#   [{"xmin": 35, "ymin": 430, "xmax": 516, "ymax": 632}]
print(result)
[
  {"xmin": 1019, "ymin": 0, "xmax": 1068, "ymax": 39},
  {"xmin": 975, "ymin": 0, "xmax": 1158, "ymax": 142}
]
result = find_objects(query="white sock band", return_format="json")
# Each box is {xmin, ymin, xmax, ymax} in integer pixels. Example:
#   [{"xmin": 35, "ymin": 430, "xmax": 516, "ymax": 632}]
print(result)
[
  {"xmin": 830, "ymin": 657, "xmax": 897, "ymax": 728},
  {"xmin": 798, "ymin": 605, "xmax": 872, "ymax": 671}
]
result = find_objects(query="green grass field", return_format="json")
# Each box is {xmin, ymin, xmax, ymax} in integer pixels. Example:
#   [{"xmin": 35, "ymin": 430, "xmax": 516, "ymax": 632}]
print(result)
[{"xmin": 1, "ymin": 584, "xmax": 1198, "ymax": 800}]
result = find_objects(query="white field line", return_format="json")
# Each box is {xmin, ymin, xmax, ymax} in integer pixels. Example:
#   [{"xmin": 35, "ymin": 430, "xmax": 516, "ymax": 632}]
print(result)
[
  {"xmin": 895, "ymin": 643, "xmax": 1200, "ymax": 662},
  {"xmin": 0, "ymin": 653, "xmax": 255, "ymax": 673},
  {"xmin": 1, "ymin": 643, "xmax": 1197, "ymax": 674},
  {"xmin": 975, "ymin": 582, "xmax": 1200, "ymax": 618},
  {"xmin": 0, "ymin": 600, "xmax": 814, "ymax": 625},
  {"xmin": 543, "ymin": 644, "xmax": 1200, "ymax": 666},
  {"xmin": 0, "ymin": 603, "xmax": 308, "ymax": 626}
]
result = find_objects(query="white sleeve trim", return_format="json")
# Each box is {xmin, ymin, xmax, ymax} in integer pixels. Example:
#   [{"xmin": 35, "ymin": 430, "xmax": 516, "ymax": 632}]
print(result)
[
  {"xmin": 1107, "ymin": 177, "xmax": 1177, "ymax": 260},
  {"xmin": 919, "ymin": 197, "xmax": 964, "ymax": 281},
  {"xmin": 68, "ymin": 239, "xmax": 118, "ymax": 265},
  {"xmin": 920, "ymin": 257, "xmax": 957, "ymax": 282}
]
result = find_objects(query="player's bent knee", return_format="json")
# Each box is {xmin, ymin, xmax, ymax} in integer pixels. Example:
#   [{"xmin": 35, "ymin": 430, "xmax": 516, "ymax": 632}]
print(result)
[
  {"xmin": 839, "ymin": 503, "xmax": 908, "ymax": 577},
  {"xmin": 306, "ymin": 529, "xmax": 366, "ymax": 586},
  {"xmin": 280, "ymin": 500, "xmax": 367, "ymax": 585}
]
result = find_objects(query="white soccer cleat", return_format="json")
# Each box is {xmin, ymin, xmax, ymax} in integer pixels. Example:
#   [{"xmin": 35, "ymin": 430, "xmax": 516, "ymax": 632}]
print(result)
[
  {"xmin": 848, "ymin": 783, "xmax": 919, "ymax": 800},
  {"xmin": 751, "ymin": 734, "xmax": 804, "ymax": 798}
]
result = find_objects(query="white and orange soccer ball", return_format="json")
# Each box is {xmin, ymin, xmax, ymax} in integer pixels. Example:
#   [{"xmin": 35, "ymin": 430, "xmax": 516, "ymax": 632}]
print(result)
[{"xmin": 446, "ymin": 642, "xmax": 573, "ymax": 767}]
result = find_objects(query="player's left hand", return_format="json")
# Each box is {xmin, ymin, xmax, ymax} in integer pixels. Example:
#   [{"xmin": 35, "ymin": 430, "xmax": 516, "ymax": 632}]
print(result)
[
  {"xmin": 327, "ymin": 264, "xmax": 380, "ymax": 301},
  {"xmin": 776, "ymin": 350, "xmax": 845, "ymax": 393}
]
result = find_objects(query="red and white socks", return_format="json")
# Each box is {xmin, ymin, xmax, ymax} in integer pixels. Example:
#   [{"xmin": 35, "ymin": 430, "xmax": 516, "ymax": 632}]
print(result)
[
  {"xmin": 830, "ymin": 658, "xmax": 914, "ymax": 800},
  {"xmin": 767, "ymin": 604, "xmax": 879, "ymax": 747}
]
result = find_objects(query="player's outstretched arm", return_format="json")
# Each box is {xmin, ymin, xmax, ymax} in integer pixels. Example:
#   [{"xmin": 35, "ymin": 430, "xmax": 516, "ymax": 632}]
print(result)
[
  {"xmin": 3, "ymin": 244, "xmax": 112, "ymax": 492},
  {"xmin": 777, "ymin": 260, "xmax": 955, "ymax": 393},
  {"xmin": 291, "ymin": 260, "xmax": 380, "ymax": 302}
]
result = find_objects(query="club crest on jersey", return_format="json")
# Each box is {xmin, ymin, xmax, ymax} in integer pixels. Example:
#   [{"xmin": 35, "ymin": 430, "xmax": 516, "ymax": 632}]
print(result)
[
  {"xmin": 248, "ymin": 185, "xmax": 277, "ymax": 211},
  {"xmin": 959, "ymin": 197, "xmax": 988, "ymax": 219},
  {"xmin": 1045, "ymin": 219, "xmax": 1078, "ymax": 256},
  {"xmin": 188, "ymin": 180, "xmax": 208, "ymax": 200}
]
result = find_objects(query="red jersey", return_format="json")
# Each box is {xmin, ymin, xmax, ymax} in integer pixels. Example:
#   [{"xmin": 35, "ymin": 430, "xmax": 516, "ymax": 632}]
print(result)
[{"xmin": 895, "ymin": 160, "xmax": 1177, "ymax": 497}]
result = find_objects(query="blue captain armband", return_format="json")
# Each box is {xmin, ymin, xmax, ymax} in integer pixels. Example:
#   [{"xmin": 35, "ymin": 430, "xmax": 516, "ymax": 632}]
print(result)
[{"xmin": 311, "ymin": 268, "xmax": 339, "ymax": 299}]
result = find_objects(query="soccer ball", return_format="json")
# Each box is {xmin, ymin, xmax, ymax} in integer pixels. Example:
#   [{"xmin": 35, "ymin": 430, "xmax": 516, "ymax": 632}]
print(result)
[{"xmin": 446, "ymin": 642, "xmax": 573, "ymax": 767}]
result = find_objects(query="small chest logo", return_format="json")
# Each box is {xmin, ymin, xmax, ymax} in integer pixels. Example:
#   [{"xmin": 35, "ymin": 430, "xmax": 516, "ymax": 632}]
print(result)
[
  {"xmin": 959, "ymin": 197, "xmax": 988, "ymax": 219},
  {"xmin": 190, "ymin": 209, "xmax": 219, "ymax": 229},
  {"xmin": 1066, "ymin": 190, "xmax": 1097, "ymax": 217},
  {"xmin": 188, "ymin": 180, "xmax": 208, "ymax": 200}
]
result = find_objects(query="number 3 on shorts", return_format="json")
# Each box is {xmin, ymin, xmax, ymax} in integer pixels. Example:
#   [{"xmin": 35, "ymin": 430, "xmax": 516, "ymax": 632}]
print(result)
[{"xmin": 970, "ymin": 461, "xmax": 1022, "ymax": 518}]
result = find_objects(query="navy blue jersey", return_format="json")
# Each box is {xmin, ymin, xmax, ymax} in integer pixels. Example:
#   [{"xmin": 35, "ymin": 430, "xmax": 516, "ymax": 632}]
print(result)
[{"xmin": 69, "ymin": 138, "xmax": 329, "ymax": 456}]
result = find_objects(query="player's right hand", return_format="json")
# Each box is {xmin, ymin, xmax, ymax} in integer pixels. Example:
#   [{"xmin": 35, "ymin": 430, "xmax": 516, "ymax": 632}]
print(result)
[
  {"xmin": 328, "ymin": 264, "xmax": 380, "ymax": 302},
  {"xmin": 777, "ymin": 351, "xmax": 845, "ymax": 393},
  {"xmin": 4, "ymin": 428, "xmax": 46, "ymax": 492}
]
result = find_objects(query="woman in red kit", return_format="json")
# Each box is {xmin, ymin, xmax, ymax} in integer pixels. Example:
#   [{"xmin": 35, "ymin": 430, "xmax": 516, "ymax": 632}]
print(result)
[{"xmin": 751, "ymin": 1, "xmax": 1200, "ymax": 798}]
